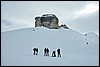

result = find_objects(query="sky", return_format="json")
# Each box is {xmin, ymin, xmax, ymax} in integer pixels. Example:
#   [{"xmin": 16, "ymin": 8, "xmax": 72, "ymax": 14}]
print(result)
[{"xmin": 1, "ymin": 1, "xmax": 99, "ymax": 35}]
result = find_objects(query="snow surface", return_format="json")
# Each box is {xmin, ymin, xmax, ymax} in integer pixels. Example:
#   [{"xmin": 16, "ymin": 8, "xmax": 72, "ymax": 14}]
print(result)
[
  {"xmin": 85, "ymin": 32, "xmax": 99, "ymax": 43},
  {"xmin": 1, "ymin": 27, "xmax": 99, "ymax": 66}
]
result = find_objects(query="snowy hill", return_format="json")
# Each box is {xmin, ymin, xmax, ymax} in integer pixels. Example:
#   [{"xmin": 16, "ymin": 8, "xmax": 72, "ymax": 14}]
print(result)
[
  {"xmin": 85, "ymin": 32, "xmax": 99, "ymax": 43},
  {"xmin": 1, "ymin": 27, "xmax": 99, "ymax": 66}
]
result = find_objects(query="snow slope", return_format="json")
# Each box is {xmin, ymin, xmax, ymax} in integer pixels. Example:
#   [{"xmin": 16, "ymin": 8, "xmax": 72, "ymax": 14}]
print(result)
[{"xmin": 1, "ymin": 27, "xmax": 99, "ymax": 66}]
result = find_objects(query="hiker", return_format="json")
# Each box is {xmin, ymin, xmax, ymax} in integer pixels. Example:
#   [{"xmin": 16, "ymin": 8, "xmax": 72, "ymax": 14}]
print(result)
[
  {"xmin": 33, "ymin": 48, "xmax": 36, "ymax": 55},
  {"xmin": 52, "ymin": 51, "xmax": 56, "ymax": 57},
  {"xmin": 47, "ymin": 48, "xmax": 49, "ymax": 56},
  {"xmin": 33, "ymin": 48, "xmax": 38, "ymax": 55},
  {"xmin": 44, "ymin": 48, "xmax": 47, "ymax": 56},
  {"xmin": 57, "ymin": 49, "xmax": 61, "ymax": 57},
  {"xmin": 36, "ymin": 48, "xmax": 38, "ymax": 55},
  {"xmin": 44, "ymin": 47, "xmax": 49, "ymax": 56}
]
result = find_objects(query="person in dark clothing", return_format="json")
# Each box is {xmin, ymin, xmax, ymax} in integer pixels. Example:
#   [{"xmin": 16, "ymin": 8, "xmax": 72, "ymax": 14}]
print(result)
[
  {"xmin": 33, "ymin": 48, "xmax": 38, "ymax": 55},
  {"xmin": 36, "ymin": 48, "xmax": 38, "ymax": 55},
  {"xmin": 57, "ymin": 49, "xmax": 61, "ymax": 57},
  {"xmin": 44, "ymin": 47, "xmax": 49, "ymax": 56},
  {"xmin": 44, "ymin": 48, "xmax": 47, "ymax": 56},
  {"xmin": 33, "ymin": 48, "xmax": 36, "ymax": 55},
  {"xmin": 47, "ymin": 48, "xmax": 49, "ymax": 56},
  {"xmin": 52, "ymin": 51, "xmax": 56, "ymax": 57}
]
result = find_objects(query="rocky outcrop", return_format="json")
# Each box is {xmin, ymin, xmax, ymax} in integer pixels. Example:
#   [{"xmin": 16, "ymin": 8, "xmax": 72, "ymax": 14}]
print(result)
[
  {"xmin": 35, "ymin": 14, "xmax": 59, "ymax": 29},
  {"xmin": 35, "ymin": 17, "xmax": 42, "ymax": 27},
  {"xmin": 35, "ymin": 14, "xmax": 69, "ymax": 29},
  {"xmin": 60, "ymin": 24, "xmax": 69, "ymax": 29}
]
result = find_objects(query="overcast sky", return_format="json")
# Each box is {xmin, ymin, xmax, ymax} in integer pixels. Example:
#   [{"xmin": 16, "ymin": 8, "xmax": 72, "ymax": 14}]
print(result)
[{"xmin": 1, "ymin": 1, "xmax": 99, "ymax": 35}]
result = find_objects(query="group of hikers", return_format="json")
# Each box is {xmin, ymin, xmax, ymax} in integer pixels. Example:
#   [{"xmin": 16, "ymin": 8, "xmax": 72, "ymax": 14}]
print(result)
[{"xmin": 33, "ymin": 47, "xmax": 61, "ymax": 57}]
